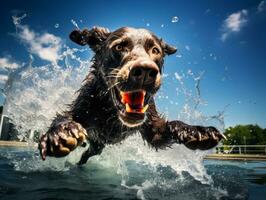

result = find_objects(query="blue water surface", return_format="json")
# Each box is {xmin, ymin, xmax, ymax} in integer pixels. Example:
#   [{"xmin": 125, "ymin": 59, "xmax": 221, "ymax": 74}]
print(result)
[{"xmin": 0, "ymin": 147, "xmax": 265, "ymax": 200}]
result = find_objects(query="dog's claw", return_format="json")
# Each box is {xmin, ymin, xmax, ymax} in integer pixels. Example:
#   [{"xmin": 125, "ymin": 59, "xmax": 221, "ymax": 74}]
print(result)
[
  {"xmin": 41, "ymin": 148, "xmax": 46, "ymax": 160},
  {"xmin": 53, "ymin": 134, "xmax": 59, "ymax": 146},
  {"xmin": 220, "ymin": 133, "xmax": 227, "ymax": 140},
  {"xmin": 196, "ymin": 132, "xmax": 202, "ymax": 141},
  {"xmin": 210, "ymin": 132, "xmax": 217, "ymax": 140},
  {"xmin": 81, "ymin": 128, "xmax": 88, "ymax": 137}
]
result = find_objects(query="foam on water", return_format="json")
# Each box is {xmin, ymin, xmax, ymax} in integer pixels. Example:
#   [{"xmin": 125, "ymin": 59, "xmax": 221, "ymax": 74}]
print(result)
[{"xmin": 1, "ymin": 16, "xmax": 229, "ymax": 199}]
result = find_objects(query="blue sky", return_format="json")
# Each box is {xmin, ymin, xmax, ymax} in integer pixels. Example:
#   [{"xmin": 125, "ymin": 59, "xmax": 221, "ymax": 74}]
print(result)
[{"xmin": 0, "ymin": 0, "xmax": 265, "ymax": 128}]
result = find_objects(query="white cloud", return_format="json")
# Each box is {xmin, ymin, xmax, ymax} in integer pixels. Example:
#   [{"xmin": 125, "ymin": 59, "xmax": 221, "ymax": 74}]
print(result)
[
  {"xmin": 17, "ymin": 25, "xmax": 62, "ymax": 64},
  {"xmin": 221, "ymin": 9, "xmax": 248, "ymax": 41},
  {"xmin": 258, "ymin": 1, "xmax": 266, "ymax": 13},
  {"xmin": 0, "ymin": 57, "xmax": 19, "ymax": 71}
]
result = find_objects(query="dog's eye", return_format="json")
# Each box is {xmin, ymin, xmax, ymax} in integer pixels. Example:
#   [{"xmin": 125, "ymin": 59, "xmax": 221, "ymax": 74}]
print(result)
[
  {"xmin": 114, "ymin": 44, "xmax": 123, "ymax": 52},
  {"xmin": 152, "ymin": 47, "xmax": 160, "ymax": 55}
]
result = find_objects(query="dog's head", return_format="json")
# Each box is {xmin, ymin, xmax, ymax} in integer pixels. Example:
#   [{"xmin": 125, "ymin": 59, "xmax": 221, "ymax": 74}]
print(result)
[{"xmin": 70, "ymin": 26, "xmax": 176, "ymax": 127}]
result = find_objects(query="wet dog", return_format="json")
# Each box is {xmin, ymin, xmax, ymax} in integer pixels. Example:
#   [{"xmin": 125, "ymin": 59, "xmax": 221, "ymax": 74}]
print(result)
[{"xmin": 39, "ymin": 27, "xmax": 226, "ymax": 165}]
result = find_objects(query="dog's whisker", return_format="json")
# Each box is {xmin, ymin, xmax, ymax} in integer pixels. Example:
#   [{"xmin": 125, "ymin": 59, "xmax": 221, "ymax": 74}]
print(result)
[
  {"xmin": 106, "ymin": 74, "xmax": 121, "ymax": 77},
  {"xmin": 109, "ymin": 68, "xmax": 120, "ymax": 71},
  {"xmin": 106, "ymin": 76, "xmax": 121, "ymax": 79},
  {"xmin": 108, "ymin": 74, "xmax": 120, "ymax": 77},
  {"xmin": 109, "ymin": 70, "xmax": 120, "ymax": 74},
  {"xmin": 108, "ymin": 72, "xmax": 121, "ymax": 76},
  {"xmin": 107, "ymin": 81, "xmax": 120, "ymax": 91}
]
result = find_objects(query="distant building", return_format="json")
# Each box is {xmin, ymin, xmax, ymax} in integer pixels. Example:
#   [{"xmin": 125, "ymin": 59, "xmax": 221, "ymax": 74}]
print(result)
[{"xmin": 0, "ymin": 105, "xmax": 18, "ymax": 140}]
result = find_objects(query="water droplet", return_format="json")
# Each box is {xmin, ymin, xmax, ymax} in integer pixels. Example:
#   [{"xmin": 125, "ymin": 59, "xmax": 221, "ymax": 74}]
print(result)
[
  {"xmin": 171, "ymin": 16, "xmax": 179, "ymax": 23},
  {"xmin": 54, "ymin": 23, "xmax": 59, "ymax": 28},
  {"xmin": 71, "ymin": 19, "xmax": 80, "ymax": 29},
  {"xmin": 12, "ymin": 13, "xmax": 27, "ymax": 26},
  {"xmin": 146, "ymin": 23, "xmax": 150, "ymax": 27},
  {"xmin": 174, "ymin": 72, "xmax": 183, "ymax": 82},
  {"xmin": 161, "ymin": 24, "xmax": 164, "ymax": 28},
  {"xmin": 185, "ymin": 45, "xmax": 190, "ymax": 51}
]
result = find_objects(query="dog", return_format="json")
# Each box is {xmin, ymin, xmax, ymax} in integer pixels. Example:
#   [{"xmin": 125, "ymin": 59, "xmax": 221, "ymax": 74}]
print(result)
[{"xmin": 39, "ymin": 26, "xmax": 226, "ymax": 165}]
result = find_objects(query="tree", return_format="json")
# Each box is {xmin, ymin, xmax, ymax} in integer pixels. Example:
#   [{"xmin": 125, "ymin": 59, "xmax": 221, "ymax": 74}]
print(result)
[{"xmin": 223, "ymin": 124, "xmax": 266, "ymax": 145}]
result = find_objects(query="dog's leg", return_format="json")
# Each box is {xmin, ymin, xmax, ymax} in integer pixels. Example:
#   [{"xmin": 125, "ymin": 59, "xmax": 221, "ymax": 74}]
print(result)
[
  {"xmin": 164, "ymin": 120, "xmax": 226, "ymax": 150},
  {"xmin": 39, "ymin": 114, "xmax": 88, "ymax": 160},
  {"xmin": 78, "ymin": 141, "xmax": 104, "ymax": 165},
  {"xmin": 141, "ymin": 99, "xmax": 226, "ymax": 150}
]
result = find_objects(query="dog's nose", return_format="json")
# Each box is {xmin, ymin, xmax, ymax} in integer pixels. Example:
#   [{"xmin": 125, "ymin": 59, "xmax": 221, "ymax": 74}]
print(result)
[{"xmin": 129, "ymin": 66, "xmax": 158, "ymax": 86}]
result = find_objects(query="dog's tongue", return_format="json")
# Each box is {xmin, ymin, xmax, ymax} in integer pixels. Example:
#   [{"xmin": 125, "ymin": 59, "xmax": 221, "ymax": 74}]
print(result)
[
  {"xmin": 121, "ymin": 91, "xmax": 144, "ymax": 106},
  {"xmin": 120, "ymin": 90, "xmax": 148, "ymax": 113}
]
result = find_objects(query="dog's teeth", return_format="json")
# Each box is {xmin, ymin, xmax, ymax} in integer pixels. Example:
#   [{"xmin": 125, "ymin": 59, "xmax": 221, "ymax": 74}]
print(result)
[
  {"xmin": 126, "ymin": 103, "xmax": 132, "ymax": 113},
  {"xmin": 142, "ymin": 90, "xmax": 146, "ymax": 96},
  {"xmin": 141, "ymin": 90, "xmax": 146, "ymax": 106},
  {"xmin": 141, "ymin": 104, "xmax": 149, "ymax": 113},
  {"xmin": 120, "ymin": 91, "xmax": 126, "ymax": 104}
]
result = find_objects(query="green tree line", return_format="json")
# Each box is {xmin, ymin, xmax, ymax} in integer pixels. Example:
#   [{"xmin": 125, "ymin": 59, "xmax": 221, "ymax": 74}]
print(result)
[{"xmin": 223, "ymin": 124, "xmax": 266, "ymax": 145}]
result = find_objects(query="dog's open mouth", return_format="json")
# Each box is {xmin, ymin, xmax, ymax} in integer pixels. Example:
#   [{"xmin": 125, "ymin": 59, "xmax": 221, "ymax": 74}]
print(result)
[
  {"xmin": 112, "ymin": 88, "xmax": 150, "ymax": 127},
  {"xmin": 120, "ymin": 90, "xmax": 149, "ymax": 114}
]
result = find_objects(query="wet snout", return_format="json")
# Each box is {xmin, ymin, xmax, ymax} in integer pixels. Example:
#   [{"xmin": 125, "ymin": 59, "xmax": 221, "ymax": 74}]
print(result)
[{"xmin": 128, "ymin": 59, "xmax": 159, "ymax": 88}]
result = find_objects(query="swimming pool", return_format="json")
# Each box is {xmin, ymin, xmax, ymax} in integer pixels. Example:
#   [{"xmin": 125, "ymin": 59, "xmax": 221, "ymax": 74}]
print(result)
[{"xmin": 0, "ymin": 146, "xmax": 265, "ymax": 200}]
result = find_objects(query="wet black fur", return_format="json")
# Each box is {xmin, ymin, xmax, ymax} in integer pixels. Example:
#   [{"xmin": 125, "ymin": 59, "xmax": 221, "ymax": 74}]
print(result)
[{"xmin": 41, "ymin": 27, "xmax": 223, "ymax": 165}]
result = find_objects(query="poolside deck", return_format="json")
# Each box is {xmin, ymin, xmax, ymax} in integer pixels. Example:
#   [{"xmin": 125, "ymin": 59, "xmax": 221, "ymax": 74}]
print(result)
[
  {"xmin": 0, "ymin": 140, "xmax": 36, "ymax": 147},
  {"xmin": 205, "ymin": 154, "xmax": 266, "ymax": 161}
]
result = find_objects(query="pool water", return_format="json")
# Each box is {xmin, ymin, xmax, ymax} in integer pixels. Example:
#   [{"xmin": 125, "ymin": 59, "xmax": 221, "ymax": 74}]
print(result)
[{"xmin": 0, "ymin": 146, "xmax": 265, "ymax": 200}]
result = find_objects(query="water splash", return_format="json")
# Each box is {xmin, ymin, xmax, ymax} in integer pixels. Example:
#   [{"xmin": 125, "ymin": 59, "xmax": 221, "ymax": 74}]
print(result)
[
  {"xmin": 3, "ymin": 51, "xmax": 91, "ymax": 140},
  {"xmin": 12, "ymin": 13, "xmax": 27, "ymax": 32},
  {"xmin": 71, "ymin": 19, "xmax": 80, "ymax": 30},
  {"xmin": 171, "ymin": 16, "xmax": 179, "ymax": 23}
]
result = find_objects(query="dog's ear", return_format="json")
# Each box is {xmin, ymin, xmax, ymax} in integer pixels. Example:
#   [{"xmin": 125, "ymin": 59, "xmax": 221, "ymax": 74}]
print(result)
[
  {"xmin": 69, "ymin": 27, "xmax": 110, "ymax": 52},
  {"xmin": 161, "ymin": 40, "xmax": 177, "ymax": 55}
]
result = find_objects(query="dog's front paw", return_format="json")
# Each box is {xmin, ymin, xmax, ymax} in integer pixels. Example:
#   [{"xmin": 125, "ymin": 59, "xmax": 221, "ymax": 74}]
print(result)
[
  {"xmin": 39, "ymin": 121, "xmax": 87, "ymax": 160},
  {"xmin": 182, "ymin": 126, "xmax": 226, "ymax": 150}
]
